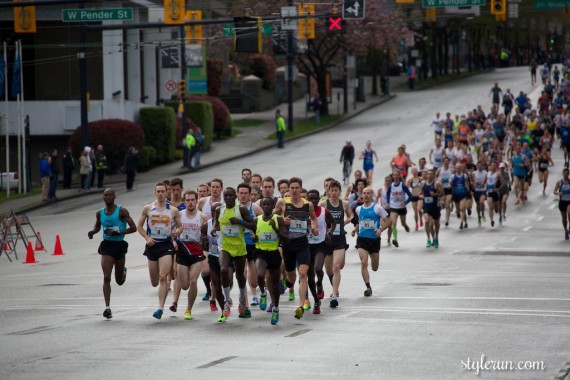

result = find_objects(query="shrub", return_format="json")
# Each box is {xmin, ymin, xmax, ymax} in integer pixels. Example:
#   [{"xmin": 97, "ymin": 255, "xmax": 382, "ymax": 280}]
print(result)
[
  {"xmin": 138, "ymin": 146, "xmax": 157, "ymax": 171},
  {"xmin": 68, "ymin": 119, "xmax": 144, "ymax": 173},
  {"xmin": 184, "ymin": 101, "xmax": 213, "ymax": 152},
  {"xmin": 185, "ymin": 95, "xmax": 231, "ymax": 138},
  {"xmin": 248, "ymin": 54, "xmax": 276, "ymax": 90},
  {"xmin": 139, "ymin": 107, "xmax": 177, "ymax": 164},
  {"xmin": 207, "ymin": 58, "xmax": 224, "ymax": 96}
]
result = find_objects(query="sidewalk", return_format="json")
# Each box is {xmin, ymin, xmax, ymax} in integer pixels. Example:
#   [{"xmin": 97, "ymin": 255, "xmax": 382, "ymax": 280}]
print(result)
[{"xmin": 0, "ymin": 75, "xmax": 405, "ymax": 215}]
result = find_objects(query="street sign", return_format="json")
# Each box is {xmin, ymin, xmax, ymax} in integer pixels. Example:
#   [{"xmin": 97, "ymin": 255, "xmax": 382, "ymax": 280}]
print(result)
[
  {"xmin": 223, "ymin": 24, "xmax": 273, "ymax": 36},
  {"xmin": 281, "ymin": 6, "xmax": 298, "ymax": 31},
  {"xmin": 444, "ymin": 5, "xmax": 481, "ymax": 15},
  {"xmin": 62, "ymin": 8, "xmax": 133, "ymax": 22},
  {"xmin": 533, "ymin": 0, "xmax": 570, "ymax": 9},
  {"xmin": 343, "ymin": 0, "xmax": 365, "ymax": 19},
  {"xmin": 422, "ymin": 0, "xmax": 485, "ymax": 7},
  {"xmin": 165, "ymin": 79, "xmax": 177, "ymax": 92}
]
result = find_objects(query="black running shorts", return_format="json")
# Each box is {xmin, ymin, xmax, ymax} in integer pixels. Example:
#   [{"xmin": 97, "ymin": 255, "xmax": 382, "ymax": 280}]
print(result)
[
  {"xmin": 283, "ymin": 237, "xmax": 311, "ymax": 272},
  {"xmin": 144, "ymin": 240, "xmax": 174, "ymax": 262},
  {"xmin": 99, "ymin": 240, "xmax": 128, "ymax": 260},
  {"xmin": 256, "ymin": 249, "xmax": 282, "ymax": 270},
  {"xmin": 356, "ymin": 236, "xmax": 381, "ymax": 254}
]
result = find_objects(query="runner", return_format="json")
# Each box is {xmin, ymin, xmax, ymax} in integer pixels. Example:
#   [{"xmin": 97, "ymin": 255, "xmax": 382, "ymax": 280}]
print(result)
[
  {"xmin": 251, "ymin": 173, "xmax": 263, "ymax": 189},
  {"xmin": 431, "ymin": 112, "xmax": 443, "ymax": 140},
  {"xmin": 137, "ymin": 183, "xmax": 183, "ymax": 319},
  {"xmin": 429, "ymin": 138, "xmax": 445, "ymax": 170},
  {"xmin": 277, "ymin": 179, "xmax": 290, "ymax": 198},
  {"xmin": 537, "ymin": 146, "xmax": 554, "ymax": 196},
  {"xmin": 168, "ymin": 177, "xmax": 185, "ymax": 309},
  {"xmin": 450, "ymin": 164, "xmax": 470, "ymax": 229},
  {"xmin": 420, "ymin": 170, "xmax": 444, "ymax": 248},
  {"xmin": 253, "ymin": 197, "xmax": 289, "ymax": 325},
  {"xmin": 214, "ymin": 186, "xmax": 257, "ymax": 319},
  {"xmin": 201, "ymin": 203, "xmax": 226, "ymax": 322},
  {"xmin": 321, "ymin": 180, "xmax": 352, "ymax": 308},
  {"xmin": 88, "ymin": 189, "xmax": 137, "ymax": 319},
  {"xmin": 385, "ymin": 170, "xmax": 412, "ymax": 247},
  {"xmin": 472, "ymin": 161, "xmax": 488, "ymax": 226},
  {"xmin": 197, "ymin": 183, "xmax": 210, "ymax": 199},
  {"xmin": 407, "ymin": 167, "xmax": 424, "ymax": 231},
  {"xmin": 344, "ymin": 170, "xmax": 364, "ymax": 200},
  {"xmin": 376, "ymin": 175, "xmax": 394, "ymax": 246},
  {"xmin": 175, "ymin": 190, "xmax": 209, "ymax": 320},
  {"xmin": 485, "ymin": 162, "xmax": 503, "ymax": 227},
  {"xmin": 553, "ymin": 168, "xmax": 570, "ymax": 240},
  {"xmin": 498, "ymin": 163, "xmax": 511, "ymax": 224},
  {"xmin": 274, "ymin": 177, "xmax": 319, "ymax": 320},
  {"xmin": 359, "ymin": 140, "xmax": 379, "ymax": 185},
  {"xmin": 390, "ymin": 146, "xmax": 413, "ymax": 181},
  {"xmin": 489, "ymin": 82, "xmax": 503, "ymax": 108},
  {"xmin": 241, "ymin": 168, "xmax": 252, "ymax": 184},
  {"xmin": 436, "ymin": 158, "xmax": 454, "ymax": 227},
  {"xmin": 352, "ymin": 187, "xmax": 389, "ymax": 296},
  {"xmin": 250, "ymin": 186, "xmax": 261, "ymax": 203}
]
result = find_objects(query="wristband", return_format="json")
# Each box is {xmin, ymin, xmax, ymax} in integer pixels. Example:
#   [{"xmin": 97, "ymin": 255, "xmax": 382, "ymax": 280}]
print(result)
[{"xmin": 239, "ymin": 220, "xmax": 244, "ymax": 225}]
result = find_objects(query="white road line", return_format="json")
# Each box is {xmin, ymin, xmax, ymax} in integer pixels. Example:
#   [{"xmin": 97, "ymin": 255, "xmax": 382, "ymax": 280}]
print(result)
[
  {"xmin": 522, "ymin": 226, "xmax": 532, "ymax": 231},
  {"xmin": 536, "ymin": 216, "xmax": 544, "ymax": 221},
  {"xmin": 549, "ymin": 203, "xmax": 556, "ymax": 210}
]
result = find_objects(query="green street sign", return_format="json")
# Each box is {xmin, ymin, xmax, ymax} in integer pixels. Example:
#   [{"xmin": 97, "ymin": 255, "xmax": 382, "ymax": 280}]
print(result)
[
  {"xmin": 422, "ymin": 0, "xmax": 485, "ymax": 7},
  {"xmin": 223, "ymin": 24, "xmax": 273, "ymax": 36},
  {"xmin": 62, "ymin": 8, "xmax": 134, "ymax": 22},
  {"xmin": 533, "ymin": 0, "xmax": 570, "ymax": 9}
]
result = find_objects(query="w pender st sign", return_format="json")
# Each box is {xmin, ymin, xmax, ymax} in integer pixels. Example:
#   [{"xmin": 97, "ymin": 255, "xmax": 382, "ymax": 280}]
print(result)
[{"xmin": 62, "ymin": 8, "xmax": 134, "ymax": 22}]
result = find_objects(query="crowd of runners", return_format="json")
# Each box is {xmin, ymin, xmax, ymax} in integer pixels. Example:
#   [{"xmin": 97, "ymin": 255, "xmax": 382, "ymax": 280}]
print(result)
[{"xmin": 86, "ymin": 61, "xmax": 570, "ymax": 325}]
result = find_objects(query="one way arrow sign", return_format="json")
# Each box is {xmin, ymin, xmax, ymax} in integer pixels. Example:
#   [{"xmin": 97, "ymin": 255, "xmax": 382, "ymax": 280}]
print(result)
[{"xmin": 343, "ymin": 0, "xmax": 365, "ymax": 19}]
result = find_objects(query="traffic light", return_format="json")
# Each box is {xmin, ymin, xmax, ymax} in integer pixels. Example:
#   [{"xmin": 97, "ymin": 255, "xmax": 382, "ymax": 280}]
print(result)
[
  {"xmin": 326, "ymin": 16, "xmax": 345, "ymax": 34},
  {"xmin": 14, "ymin": 1, "xmax": 36, "ymax": 33},
  {"xmin": 490, "ymin": 0, "xmax": 506, "ymax": 15},
  {"xmin": 425, "ymin": 8, "xmax": 437, "ymax": 23},
  {"xmin": 549, "ymin": 36, "xmax": 555, "ymax": 44},
  {"xmin": 298, "ymin": 4, "xmax": 315, "ymax": 40},
  {"xmin": 234, "ymin": 17, "xmax": 262, "ymax": 53},
  {"xmin": 178, "ymin": 80, "xmax": 186, "ymax": 97},
  {"xmin": 185, "ymin": 10, "xmax": 203, "ymax": 44},
  {"xmin": 164, "ymin": 0, "xmax": 184, "ymax": 24}
]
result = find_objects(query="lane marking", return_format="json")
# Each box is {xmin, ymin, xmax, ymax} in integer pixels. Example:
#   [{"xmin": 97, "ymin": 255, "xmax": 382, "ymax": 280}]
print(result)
[
  {"xmin": 285, "ymin": 329, "xmax": 312, "ymax": 337},
  {"xmin": 196, "ymin": 356, "xmax": 238, "ymax": 369},
  {"xmin": 536, "ymin": 216, "xmax": 544, "ymax": 221},
  {"xmin": 522, "ymin": 226, "xmax": 532, "ymax": 231},
  {"xmin": 549, "ymin": 203, "xmax": 556, "ymax": 210}
]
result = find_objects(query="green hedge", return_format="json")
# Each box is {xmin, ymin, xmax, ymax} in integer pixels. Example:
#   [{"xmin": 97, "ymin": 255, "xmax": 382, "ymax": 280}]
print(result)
[
  {"xmin": 139, "ymin": 106, "xmax": 176, "ymax": 163},
  {"xmin": 138, "ymin": 146, "xmax": 157, "ymax": 171},
  {"xmin": 184, "ymin": 101, "xmax": 213, "ymax": 152}
]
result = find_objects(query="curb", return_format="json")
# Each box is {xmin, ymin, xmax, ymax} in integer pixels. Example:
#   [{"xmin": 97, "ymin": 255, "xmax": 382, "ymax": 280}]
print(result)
[{"xmin": 12, "ymin": 94, "xmax": 396, "ymax": 213}]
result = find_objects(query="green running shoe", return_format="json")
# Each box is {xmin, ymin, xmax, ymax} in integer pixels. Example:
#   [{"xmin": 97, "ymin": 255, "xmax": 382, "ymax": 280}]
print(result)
[
  {"xmin": 426, "ymin": 239, "xmax": 431, "ymax": 248},
  {"xmin": 288, "ymin": 290, "xmax": 295, "ymax": 301},
  {"xmin": 434, "ymin": 240, "xmax": 439, "ymax": 249},
  {"xmin": 271, "ymin": 309, "xmax": 280, "ymax": 325}
]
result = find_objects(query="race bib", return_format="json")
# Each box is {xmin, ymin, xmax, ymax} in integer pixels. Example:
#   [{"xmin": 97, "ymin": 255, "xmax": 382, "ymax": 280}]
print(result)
[
  {"xmin": 424, "ymin": 196, "xmax": 433, "ymax": 204},
  {"xmin": 222, "ymin": 225, "xmax": 239, "ymax": 237},
  {"xmin": 149, "ymin": 225, "xmax": 169, "ymax": 240},
  {"xmin": 308, "ymin": 233, "xmax": 321, "ymax": 243},
  {"xmin": 359, "ymin": 219, "xmax": 375, "ymax": 230},
  {"xmin": 289, "ymin": 220, "xmax": 307, "ymax": 233},
  {"xmin": 260, "ymin": 231, "xmax": 277, "ymax": 243},
  {"xmin": 332, "ymin": 223, "xmax": 341, "ymax": 236},
  {"xmin": 181, "ymin": 229, "xmax": 200, "ymax": 242}
]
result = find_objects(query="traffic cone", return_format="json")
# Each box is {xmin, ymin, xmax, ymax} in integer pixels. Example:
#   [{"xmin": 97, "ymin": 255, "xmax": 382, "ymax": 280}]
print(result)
[
  {"xmin": 52, "ymin": 234, "xmax": 64, "ymax": 256},
  {"xmin": 23, "ymin": 242, "xmax": 38, "ymax": 264},
  {"xmin": 35, "ymin": 231, "xmax": 44, "ymax": 251},
  {"xmin": 3, "ymin": 242, "xmax": 8, "ymax": 251}
]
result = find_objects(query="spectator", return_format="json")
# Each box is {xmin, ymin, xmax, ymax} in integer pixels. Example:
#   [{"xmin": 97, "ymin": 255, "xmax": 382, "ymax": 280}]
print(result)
[
  {"xmin": 80, "ymin": 148, "xmax": 91, "ymax": 192},
  {"xmin": 193, "ymin": 127, "xmax": 203, "ymax": 168},
  {"xmin": 276, "ymin": 109, "xmax": 286, "ymax": 149},
  {"xmin": 39, "ymin": 152, "xmax": 51, "ymax": 202},
  {"xmin": 48, "ymin": 148, "xmax": 59, "ymax": 200},
  {"xmin": 62, "ymin": 146, "xmax": 75, "ymax": 189},
  {"xmin": 95, "ymin": 144, "xmax": 108, "ymax": 188},
  {"xmin": 124, "ymin": 146, "xmax": 139, "ymax": 191},
  {"xmin": 311, "ymin": 94, "xmax": 322, "ymax": 125},
  {"xmin": 407, "ymin": 64, "xmax": 417, "ymax": 90},
  {"xmin": 183, "ymin": 128, "xmax": 196, "ymax": 169},
  {"xmin": 89, "ymin": 146, "xmax": 96, "ymax": 189}
]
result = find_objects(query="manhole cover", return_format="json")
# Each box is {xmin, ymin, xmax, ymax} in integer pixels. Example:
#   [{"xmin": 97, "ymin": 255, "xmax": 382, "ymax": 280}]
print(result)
[{"xmin": 411, "ymin": 283, "xmax": 452, "ymax": 286}]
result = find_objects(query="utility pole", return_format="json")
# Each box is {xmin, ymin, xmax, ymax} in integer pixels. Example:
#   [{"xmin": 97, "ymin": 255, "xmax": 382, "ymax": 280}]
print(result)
[
  {"xmin": 79, "ymin": 2, "xmax": 88, "ymax": 148},
  {"xmin": 180, "ymin": 24, "xmax": 187, "ymax": 135},
  {"xmin": 286, "ymin": 0, "xmax": 294, "ymax": 132}
]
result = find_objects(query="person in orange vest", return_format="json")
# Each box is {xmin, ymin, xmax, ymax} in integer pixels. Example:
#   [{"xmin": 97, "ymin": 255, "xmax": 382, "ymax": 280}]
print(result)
[{"xmin": 407, "ymin": 64, "xmax": 416, "ymax": 90}]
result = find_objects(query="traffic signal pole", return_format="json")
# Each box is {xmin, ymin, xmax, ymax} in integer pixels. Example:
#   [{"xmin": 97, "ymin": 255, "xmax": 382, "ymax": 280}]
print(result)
[
  {"xmin": 180, "ymin": 24, "xmax": 188, "ymax": 135},
  {"xmin": 287, "ymin": 0, "xmax": 294, "ymax": 132},
  {"xmin": 79, "ymin": 3, "xmax": 88, "ymax": 148}
]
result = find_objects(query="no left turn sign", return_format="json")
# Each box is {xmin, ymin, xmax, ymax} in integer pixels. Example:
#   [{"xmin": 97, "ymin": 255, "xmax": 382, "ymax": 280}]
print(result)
[{"xmin": 165, "ymin": 79, "xmax": 177, "ymax": 92}]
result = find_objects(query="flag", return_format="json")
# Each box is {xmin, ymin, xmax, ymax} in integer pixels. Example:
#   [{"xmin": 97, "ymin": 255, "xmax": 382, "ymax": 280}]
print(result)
[
  {"xmin": 11, "ymin": 47, "xmax": 21, "ymax": 98},
  {"xmin": 0, "ymin": 56, "xmax": 5, "ymax": 98}
]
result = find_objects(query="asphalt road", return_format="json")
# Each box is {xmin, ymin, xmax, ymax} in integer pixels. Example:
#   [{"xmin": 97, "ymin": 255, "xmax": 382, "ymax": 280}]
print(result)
[{"xmin": 1, "ymin": 67, "xmax": 569, "ymax": 380}]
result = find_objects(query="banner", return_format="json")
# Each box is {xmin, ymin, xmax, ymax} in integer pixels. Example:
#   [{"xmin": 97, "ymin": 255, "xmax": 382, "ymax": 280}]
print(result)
[{"xmin": 11, "ymin": 47, "xmax": 21, "ymax": 98}]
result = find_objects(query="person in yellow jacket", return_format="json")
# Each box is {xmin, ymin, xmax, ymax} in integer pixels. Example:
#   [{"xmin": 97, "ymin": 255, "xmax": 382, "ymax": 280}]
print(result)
[
  {"xmin": 183, "ymin": 129, "xmax": 196, "ymax": 169},
  {"xmin": 253, "ymin": 197, "xmax": 288, "ymax": 325},
  {"xmin": 276, "ymin": 109, "xmax": 286, "ymax": 149}
]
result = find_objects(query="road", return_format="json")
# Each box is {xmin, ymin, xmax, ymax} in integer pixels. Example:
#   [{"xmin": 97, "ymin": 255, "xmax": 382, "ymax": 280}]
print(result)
[{"xmin": 1, "ymin": 67, "xmax": 569, "ymax": 380}]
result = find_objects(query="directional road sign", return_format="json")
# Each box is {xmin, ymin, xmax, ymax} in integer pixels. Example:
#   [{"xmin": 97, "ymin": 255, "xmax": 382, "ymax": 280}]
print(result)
[
  {"xmin": 343, "ymin": 0, "xmax": 365, "ymax": 19},
  {"xmin": 62, "ymin": 8, "xmax": 133, "ymax": 22}
]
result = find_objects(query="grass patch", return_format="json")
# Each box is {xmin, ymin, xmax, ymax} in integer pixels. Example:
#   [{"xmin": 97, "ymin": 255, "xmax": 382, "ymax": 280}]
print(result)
[
  {"xmin": 393, "ymin": 70, "xmax": 489, "ymax": 92},
  {"xmin": 0, "ymin": 187, "xmax": 41, "ymax": 204},
  {"xmin": 266, "ymin": 114, "xmax": 343, "ymax": 140},
  {"xmin": 233, "ymin": 119, "xmax": 266, "ymax": 128}
]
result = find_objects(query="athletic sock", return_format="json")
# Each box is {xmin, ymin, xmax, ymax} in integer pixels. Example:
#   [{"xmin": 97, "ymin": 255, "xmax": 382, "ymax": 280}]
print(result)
[
  {"xmin": 239, "ymin": 287, "xmax": 246, "ymax": 303},
  {"xmin": 273, "ymin": 306, "xmax": 279, "ymax": 311},
  {"xmin": 392, "ymin": 227, "xmax": 398, "ymax": 240},
  {"xmin": 202, "ymin": 274, "xmax": 211, "ymax": 294},
  {"xmin": 223, "ymin": 287, "xmax": 231, "ymax": 301},
  {"xmin": 365, "ymin": 282, "xmax": 371, "ymax": 289}
]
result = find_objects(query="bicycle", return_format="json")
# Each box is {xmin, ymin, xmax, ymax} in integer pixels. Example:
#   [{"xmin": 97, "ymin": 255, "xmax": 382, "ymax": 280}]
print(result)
[{"xmin": 342, "ymin": 159, "xmax": 352, "ymax": 185}]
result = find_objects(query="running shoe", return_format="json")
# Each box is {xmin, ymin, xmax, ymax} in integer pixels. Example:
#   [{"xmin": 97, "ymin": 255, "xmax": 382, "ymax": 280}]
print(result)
[
  {"xmin": 426, "ymin": 239, "xmax": 431, "ymax": 248},
  {"xmin": 223, "ymin": 300, "xmax": 232, "ymax": 318},
  {"xmin": 103, "ymin": 308, "xmax": 112, "ymax": 319},
  {"xmin": 503, "ymin": 214, "xmax": 507, "ymax": 222},
  {"xmin": 392, "ymin": 239, "xmax": 399, "ymax": 248},
  {"xmin": 313, "ymin": 301, "xmax": 321, "ymax": 314},
  {"xmin": 169, "ymin": 301, "xmax": 177, "ymax": 312},
  {"xmin": 499, "ymin": 216, "xmax": 503, "ymax": 225},
  {"xmin": 259, "ymin": 293, "xmax": 267, "ymax": 310},
  {"xmin": 420, "ymin": 219, "xmax": 423, "ymax": 227},
  {"xmin": 271, "ymin": 309, "xmax": 280, "ymax": 325},
  {"xmin": 266, "ymin": 303, "xmax": 274, "ymax": 313},
  {"xmin": 566, "ymin": 231, "xmax": 569, "ymax": 241},
  {"xmin": 217, "ymin": 315, "xmax": 226, "ymax": 323},
  {"xmin": 278, "ymin": 279, "xmax": 285, "ymax": 295},
  {"xmin": 238, "ymin": 307, "xmax": 252, "ymax": 318},
  {"xmin": 434, "ymin": 240, "xmax": 439, "ymax": 249},
  {"xmin": 317, "ymin": 287, "xmax": 325, "ymax": 300},
  {"xmin": 238, "ymin": 301, "xmax": 246, "ymax": 315},
  {"xmin": 460, "ymin": 222, "xmax": 464, "ymax": 230},
  {"xmin": 209, "ymin": 301, "xmax": 218, "ymax": 312},
  {"xmin": 288, "ymin": 290, "xmax": 295, "ymax": 301},
  {"xmin": 202, "ymin": 292, "xmax": 210, "ymax": 301},
  {"xmin": 364, "ymin": 287, "xmax": 373, "ymax": 297},
  {"xmin": 153, "ymin": 309, "xmax": 163, "ymax": 320},
  {"xmin": 464, "ymin": 222, "xmax": 468, "ymax": 229},
  {"xmin": 184, "ymin": 310, "xmax": 192, "ymax": 320},
  {"xmin": 478, "ymin": 217, "xmax": 481, "ymax": 226},
  {"xmin": 445, "ymin": 221, "xmax": 449, "ymax": 227},
  {"xmin": 294, "ymin": 306, "xmax": 304, "ymax": 320},
  {"xmin": 250, "ymin": 296, "xmax": 259, "ymax": 306},
  {"xmin": 121, "ymin": 267, "xmax": 127, "ymax": 283},
  {"xmin": 415, "ymin": 224, "xmax": 419, "ymax": 231},
  {"xmin": 467, "ymin": 208, "xmax": 472, "ymax": 216},
  {"xmin": 404, "ymin": 225, "xmax": 410, "ymax": 233},
  {"xmin": 491, "ymin": 220, "xmax": 495, "ymax": 227},
  {"xmin": 303, "ymin": 300, "xmax": 311, "ymax": 311},
  {"xmin": 514, "ymin": 198, "xmax": 520, "ymax": 205},
  {"xmin": 482, "ymin": 215, "xmax": 486, "ymax": 223},
  {"xmin": 330, "ymin": 297, "xmax": 339, "ymax": 308}
]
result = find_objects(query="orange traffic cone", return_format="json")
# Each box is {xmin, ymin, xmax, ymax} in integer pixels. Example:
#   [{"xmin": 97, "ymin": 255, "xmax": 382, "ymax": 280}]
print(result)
[
  {"xmin": 35, "ymin": 231, "xmax": 44, "ymax": 251},
  {"xmin": 23, "ymin": 242, "xmax": 38, "ymax": 264},
  {"xmin": 52, "ymin": 234, "xmax": 64, "ymax": 256},
  {"xmin": 3, "ymin": 242, "xmax": 8, "ymax": 251}
]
